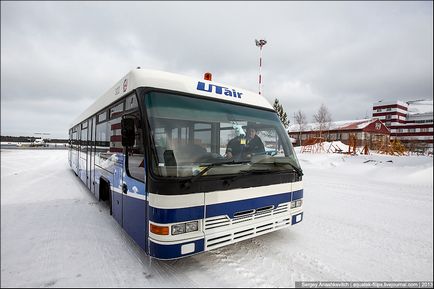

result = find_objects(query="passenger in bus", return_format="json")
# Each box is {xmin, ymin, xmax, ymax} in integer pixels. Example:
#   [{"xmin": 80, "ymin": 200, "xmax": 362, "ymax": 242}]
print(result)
[{"xmin": 225, "ymin": 124, "xmax": 245, "ymax": 160}]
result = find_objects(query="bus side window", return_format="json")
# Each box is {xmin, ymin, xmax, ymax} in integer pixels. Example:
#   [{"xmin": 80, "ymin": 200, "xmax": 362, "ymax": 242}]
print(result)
[{"xmin": 126, "ymin": 112, "xmax": 145, "ymax": 182}]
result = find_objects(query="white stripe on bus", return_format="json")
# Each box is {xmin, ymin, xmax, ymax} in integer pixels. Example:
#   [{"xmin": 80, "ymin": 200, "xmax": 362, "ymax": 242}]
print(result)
[
  {"xmin": 111, "ymin": 186, "xmax": 146, "ymax": 200},
  {"xmin": 148, "ymin": 182, "xmax": 303, "ymax": 209}
]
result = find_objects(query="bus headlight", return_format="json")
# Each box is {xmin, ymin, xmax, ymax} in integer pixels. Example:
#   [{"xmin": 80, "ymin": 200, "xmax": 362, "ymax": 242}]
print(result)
[
  {"xmin": 171, "ymin": 221, "xmax": 199, "ymax": 235},
  {"xmin": 171, "ymin": 223, "xmax": 186, "ymax": 235},
  {"xmin": 185, "ymin": 221, "xmax": 198, "ymax": 233},
  {"xmin": 291, "ymin": 200, "xmax": 303, "ymax": 209}
]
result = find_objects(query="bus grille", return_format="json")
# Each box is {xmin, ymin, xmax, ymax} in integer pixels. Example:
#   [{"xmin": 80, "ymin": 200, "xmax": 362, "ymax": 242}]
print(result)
[
  {"xmin": 205, "ymin": 203, "xmax": 289, "ymax": 231},
  {"xmin": 204, "ymin": 202, "xmax": 291, "ymax": 250}
]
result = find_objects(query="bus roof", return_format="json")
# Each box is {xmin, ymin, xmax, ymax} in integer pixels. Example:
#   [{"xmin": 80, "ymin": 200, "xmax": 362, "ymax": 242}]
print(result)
[{"xmin": 70, "ymin": 69, "xmax": 273, "ymax": 127}]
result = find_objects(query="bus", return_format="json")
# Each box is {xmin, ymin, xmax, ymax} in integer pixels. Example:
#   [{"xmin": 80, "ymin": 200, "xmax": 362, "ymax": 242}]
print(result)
[{"xmin": 69, "ymin": 68, "xmax": 304, "ymax": 260}]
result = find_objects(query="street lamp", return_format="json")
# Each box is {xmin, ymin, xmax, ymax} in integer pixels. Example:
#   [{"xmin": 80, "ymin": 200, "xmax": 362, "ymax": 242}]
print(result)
[{"xmin": 255, "ymin": 39, "xmax": 267, "ymax": 95}]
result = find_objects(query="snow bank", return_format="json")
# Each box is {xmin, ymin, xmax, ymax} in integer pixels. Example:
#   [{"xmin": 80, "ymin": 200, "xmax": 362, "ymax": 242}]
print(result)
[{"xmin": 297, "ymin": 150, "xmax": 433, "ymax": 186}]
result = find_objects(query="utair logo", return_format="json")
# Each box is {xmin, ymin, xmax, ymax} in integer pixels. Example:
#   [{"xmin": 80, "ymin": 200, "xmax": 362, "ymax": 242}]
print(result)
[{"xmin": 197, "ymin": 81, "xmax": 243, "ymax": 99}]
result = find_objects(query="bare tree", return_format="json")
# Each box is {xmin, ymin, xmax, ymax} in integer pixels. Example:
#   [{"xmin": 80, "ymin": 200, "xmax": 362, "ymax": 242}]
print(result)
[
  {"xmin": 313, "ymin": 104, "xmax": 332, "ymax": 139},
  {"xmin": 294, "ymin": 110, "xmax": 307, "ymax": 146}
]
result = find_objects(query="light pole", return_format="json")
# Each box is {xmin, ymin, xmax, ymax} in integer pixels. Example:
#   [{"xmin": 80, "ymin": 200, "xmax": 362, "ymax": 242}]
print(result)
[{"xmin": 255, "ymin": 39, "xmax": 267, "ymax": 95}]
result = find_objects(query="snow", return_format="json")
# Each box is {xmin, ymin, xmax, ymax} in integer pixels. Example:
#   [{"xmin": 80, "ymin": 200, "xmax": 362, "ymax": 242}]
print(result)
[
  {"xmin": 407, "ymin": 100, "xmax": 433, "ymax": 115},
  {"xmin": 1, "ymin": 149, "xmax": 433, "ymax": 287}
]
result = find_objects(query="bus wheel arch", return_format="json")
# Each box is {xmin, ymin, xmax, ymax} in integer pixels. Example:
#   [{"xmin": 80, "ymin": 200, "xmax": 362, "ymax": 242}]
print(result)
[{"xmin": 99, "ymin": 177, "xmax": 112, "ymax": 215}]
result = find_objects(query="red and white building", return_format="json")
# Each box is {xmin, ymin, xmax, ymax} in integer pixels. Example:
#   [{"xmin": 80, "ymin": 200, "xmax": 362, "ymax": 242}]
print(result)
[
  {"xmin": 287, "ymin": 118, "xmax": 390, "ymax": 148},
  {"xmin": 372, "ymin": 100, "xmax": 433, "ymax": 152}
]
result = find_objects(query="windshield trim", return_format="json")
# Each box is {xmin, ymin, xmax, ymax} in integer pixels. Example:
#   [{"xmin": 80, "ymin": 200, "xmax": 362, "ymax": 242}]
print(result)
[
  {"xmin": 141, "ymin": 86, "xmax": 277, "ymax": 113},
  {"xmin": 138, "ymin": 87, "xmax": 301, "ymax": 185}
]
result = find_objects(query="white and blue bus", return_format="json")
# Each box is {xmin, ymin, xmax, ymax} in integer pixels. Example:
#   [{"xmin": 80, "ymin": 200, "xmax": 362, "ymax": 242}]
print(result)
[{"xmin": 69, "ymin": 69, "xmax": 303, "ymax": 260}]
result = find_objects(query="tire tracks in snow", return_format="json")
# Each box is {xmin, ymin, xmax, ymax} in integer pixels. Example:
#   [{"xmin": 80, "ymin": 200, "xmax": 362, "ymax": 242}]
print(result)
[{"xmin": 199, "ymin": 232, "xmax": 355, "ymax": 287}]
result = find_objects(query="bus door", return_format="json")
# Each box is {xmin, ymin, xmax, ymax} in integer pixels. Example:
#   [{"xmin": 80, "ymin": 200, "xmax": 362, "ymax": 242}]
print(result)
[
  {"xmin": 121, "ymin": 108, "xmax": 147, "ymax": 251},
  {"xmin": 79, "ymin": 122, "xmax": 88, "ymax": 184},
  {"xmin": 88, "ymin": 116, "xmax": 96, "ymax": 193},
  {"xmin": 108, "ymin": 101, "xmax": 126, "ymax": 227},
  {"xmin": 75, "ymin": 127, "xmax": 79, "ymax": 174}
]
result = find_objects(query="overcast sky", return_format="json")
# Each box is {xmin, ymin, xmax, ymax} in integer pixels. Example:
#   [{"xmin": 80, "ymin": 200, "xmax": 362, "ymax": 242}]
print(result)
[{"xmin": 1, "ymin": 1, "xmax": 433, "ymax": 139}]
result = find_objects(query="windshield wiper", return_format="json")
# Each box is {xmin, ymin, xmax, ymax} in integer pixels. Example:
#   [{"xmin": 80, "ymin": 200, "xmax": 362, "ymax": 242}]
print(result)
[
  {"xmin": 192, "ymin": 160, "xmax": 251, "ymax": 180},
  {"xmin": 252, "ymin": 158, "xmax": 304, "ymax": 177},
  {"xmin": 281, "ymin": 162, "xmax": 303, "ymax": 177}
]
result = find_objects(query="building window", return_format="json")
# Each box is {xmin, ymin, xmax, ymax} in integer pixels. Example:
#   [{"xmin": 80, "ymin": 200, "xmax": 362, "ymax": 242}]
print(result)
[
  {"xmin": 386, "ymin": 115, "xmax": 392, "ymax": 120},
  {"xmin": 386, "ymin": 108, "xmax": 392, "ymax": 111},
  {"xmin": 385, "ymin": 122, "xmax": 391, "ymax": 126},
  {"xmin": 408, "ymin": 128, "xmax": 416, "ymax": 133},
  {"xmin": 415, "ymin": 119, "xmax": 433, "ymax": 124},
  {"xmin": 420, "ymin": 128, "xmax": 428, "ymax": 133},
  {"xmin": 376, "ymin": 109, "xmax": 382, "ymax": 112}
]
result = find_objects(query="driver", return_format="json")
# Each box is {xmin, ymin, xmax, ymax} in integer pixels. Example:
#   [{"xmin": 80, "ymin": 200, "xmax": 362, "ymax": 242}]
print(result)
[
  {"xmin": 226, "ymin": 122, "xmax": 265, "ymax": 160},
  {"xmin": 244, "ymin": 124, "xmax": 265, "ymax": 158}
]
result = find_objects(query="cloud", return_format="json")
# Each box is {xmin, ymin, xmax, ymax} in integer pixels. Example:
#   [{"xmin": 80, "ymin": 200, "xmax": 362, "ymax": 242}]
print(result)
[{"xmin": 1, "ymin": 1, "xmax": 432, "ymax": 138}]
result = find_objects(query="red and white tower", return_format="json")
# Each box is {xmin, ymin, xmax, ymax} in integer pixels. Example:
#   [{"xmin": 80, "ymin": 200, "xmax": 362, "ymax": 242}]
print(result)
[{"xmin": 255, "ymin": 39, "xmax": 267, "ymax": 95}]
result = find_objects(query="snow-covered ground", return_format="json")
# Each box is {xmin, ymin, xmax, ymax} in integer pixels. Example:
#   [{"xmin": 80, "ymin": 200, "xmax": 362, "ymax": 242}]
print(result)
[
  {"xmin": 1, "ymin": 142, "xmax": 68, "ymax": 149},
  {"xmin": 1, "ymin": 149, "xmax": 433, "ymax": 287}
]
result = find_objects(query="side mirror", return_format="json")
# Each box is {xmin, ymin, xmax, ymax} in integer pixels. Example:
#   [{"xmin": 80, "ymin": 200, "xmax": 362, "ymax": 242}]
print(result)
[{"xmin": 121, "ymin": 117, "xmax": 135, "ymax": 147}]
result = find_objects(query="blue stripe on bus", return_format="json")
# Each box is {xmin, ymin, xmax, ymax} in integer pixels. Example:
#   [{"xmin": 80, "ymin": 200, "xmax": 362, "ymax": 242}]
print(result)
[
  {"xmin": 123, "ymin": 195, "xmax": 146, "ymax": 250},
  {"xmin": 149, "ymin": 206, "xmax": 205, "ymax": 224},
  {"xmin": 206, "ymin": 192, "xmax": 292, "ymax": 219},
  {"xmin": 149, "ymin": 239, "xmax": 204, "ymax": 260},
  {"xmin": 148, "ymin": 190, "xmax": 305, "ymax": 224},
  {"xmin": 292, "ymin": 189, "xmax": 303, "ymax": 201}
]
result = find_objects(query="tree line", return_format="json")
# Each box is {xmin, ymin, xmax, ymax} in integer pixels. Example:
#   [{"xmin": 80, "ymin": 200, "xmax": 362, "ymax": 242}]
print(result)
[{"xmin": 273, "ymin": 99, "xmax": 332, "ymax": 146}]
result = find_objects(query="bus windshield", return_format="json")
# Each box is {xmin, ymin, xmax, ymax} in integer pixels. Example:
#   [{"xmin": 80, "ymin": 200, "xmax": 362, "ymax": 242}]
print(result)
[{"xmin": 145, "ymin": 91, "xmax": 301, "ymax": 178}]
